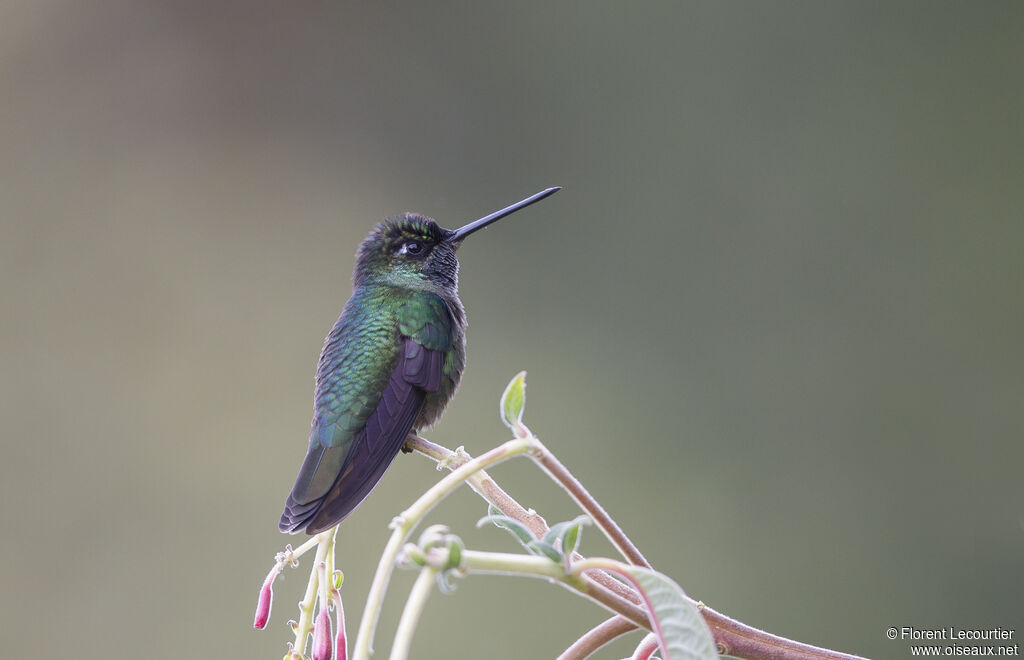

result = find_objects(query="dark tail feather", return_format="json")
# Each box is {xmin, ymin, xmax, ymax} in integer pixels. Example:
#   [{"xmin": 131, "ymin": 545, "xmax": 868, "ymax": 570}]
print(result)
[{"xmin": 279, "ymin": 494, "xmax": 323, "ymax": 533}]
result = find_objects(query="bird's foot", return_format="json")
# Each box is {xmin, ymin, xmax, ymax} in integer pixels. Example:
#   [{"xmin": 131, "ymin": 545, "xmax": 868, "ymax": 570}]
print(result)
[{"xmin": 401, "ymin": 431, "xmax": 424, "ymax": 454}]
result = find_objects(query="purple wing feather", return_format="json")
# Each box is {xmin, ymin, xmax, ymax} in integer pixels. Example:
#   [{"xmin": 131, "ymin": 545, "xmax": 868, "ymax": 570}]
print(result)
[{"xmin": 279, "ymin": 336, "xmax": 445, "ymax": 534}]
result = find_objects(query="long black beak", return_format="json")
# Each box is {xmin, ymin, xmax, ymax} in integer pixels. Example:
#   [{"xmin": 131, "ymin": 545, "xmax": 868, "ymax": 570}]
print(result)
[{"xmin": 449, "ymin": 187, "xmax": 561, "ymax": 243}]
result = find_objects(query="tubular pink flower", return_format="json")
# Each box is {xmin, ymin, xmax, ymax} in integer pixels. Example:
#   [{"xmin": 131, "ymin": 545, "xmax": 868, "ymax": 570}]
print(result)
[
  {"xmin": 312, "ymin": 608, "xmax": 333, "ymax": 660},
  {"xmin": 253, "ymin": 568, "xmax": 278, "ymax": 630},
  {"xmin": 334, "ymin": 592, "xmax": 347, "ymax": 660}
]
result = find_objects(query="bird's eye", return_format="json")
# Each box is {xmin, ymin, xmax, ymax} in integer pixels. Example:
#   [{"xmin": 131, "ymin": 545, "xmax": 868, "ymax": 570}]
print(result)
[{"xmin": 402, "ymin": 241, "xmax": 423, "ymax": 256}]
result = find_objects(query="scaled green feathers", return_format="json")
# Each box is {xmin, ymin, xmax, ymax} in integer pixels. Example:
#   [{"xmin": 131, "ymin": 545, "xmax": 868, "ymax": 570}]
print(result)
[{"xmin": 280, "ymin": 188, "xmax": 559, "ymax": 534}]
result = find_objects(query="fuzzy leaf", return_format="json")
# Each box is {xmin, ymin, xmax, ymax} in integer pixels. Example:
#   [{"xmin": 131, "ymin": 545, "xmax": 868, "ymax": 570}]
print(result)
[
  {"xmin": 560, "ymin": 519, "xmax": 584, "ymax": 557},
  {"xmin": 526, "ymin": 539, "xmax": 563, "ymax": 562},
  {"xmin": 499, "ymin": 371, "xmax": 527, "ymax": 435},
  {"xmin": 541, "ymin": 521, "xmax": 573, "ymax": 547},
  {"xmin": 622, "ymin": 567, "xmax": 717, "ymax": 660},
  {"xmin": 541, "ymin": 515, "xmax": 590, "ymax": 555},
  {"xmin": 477, "ymin": 513, "xmax": 535, "ymax": 546}
]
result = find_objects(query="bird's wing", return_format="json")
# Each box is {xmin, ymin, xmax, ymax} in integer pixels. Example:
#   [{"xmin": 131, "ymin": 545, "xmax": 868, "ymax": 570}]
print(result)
[{"xmin": 279, "ymin": 295, "xmax": 452, "ymax": 534}]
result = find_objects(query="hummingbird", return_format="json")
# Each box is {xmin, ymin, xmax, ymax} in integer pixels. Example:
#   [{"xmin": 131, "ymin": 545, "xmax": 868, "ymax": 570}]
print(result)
[{"xmin": 280, "ymin": 187, "xmax": 561, "ymax": 534}]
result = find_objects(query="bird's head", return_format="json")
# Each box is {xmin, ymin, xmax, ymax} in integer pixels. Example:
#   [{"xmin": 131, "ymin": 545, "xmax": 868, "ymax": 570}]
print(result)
[
  {"xmin": 354, "ymin": 214, "xmax": 460, "ymax": 294},
  {"xmin": 352, "ymin": 187, "xmax": 561, "ymax": 295}
]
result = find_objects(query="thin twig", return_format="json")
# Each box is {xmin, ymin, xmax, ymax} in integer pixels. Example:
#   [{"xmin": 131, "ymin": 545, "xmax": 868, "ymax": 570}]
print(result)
[
  {"xmin": 409, "ymin": 437, "xmax": 651, "ymax": 629},
  {"xmin": 445, "ymin": 549, "xmax": 648, "ymax": 629},
  {"xmin": 407, "ymin": 436, "xmax": 550, "ymax": 539},
  {"xmin": 388, "ymin": 566, "xmax": 438, "ymax": 660},
  {"xmin": 630, "ymin": 633, "xmax": 660, "ymax": 660},
  {"xmin": 573, "ymin": 574, "xmax": 651, "ymax": 629},
  {"xmin": 352, "ymin": 437, "xmax": 535, "ymax": 660},
  {"xmin": 408, "ymin": 435, "xmax": 651, "ymax": 614},
  {"xmin": 290, "ymin": 529, "xmax": 336, "ymax": 658},
  {"xmin": 530, "ymin": 437, "xmax": 651, "ymax": 569},
  {"xmin": 557, "ymin": 615, "xmax": 639, "ymax": 660},
  {"xmin": 408, "ymin": 436, "xmax": 868, "ymax": 660},
  {"xmin": 700, "ymin": 605, "xmax": 866, "ymax": 660}
]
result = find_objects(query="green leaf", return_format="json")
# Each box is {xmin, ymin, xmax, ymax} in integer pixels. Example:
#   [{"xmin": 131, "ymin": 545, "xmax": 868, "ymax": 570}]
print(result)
[
  {"xmin": 621, "ymin": 567, "xmax": 717, "ymax": 660},
  {"xmin": 560, "ymin": 519, "xmax": 584, "ymax": 557},
  {"xmin": 499, "ymin": 371, "xmax": 527, "ymax": 436},
  {"xmin": 541, "ymin": 515, "xmax": 590, "ymax": 555},
  {"xmin": 541, "ymin": 521, "xmax": 572, "ymax": 547},
  {"xmin": 477, "ymin": 514, "xmax": 535, "ymax": 546},
  {"xmin": 526, "ymin": 539, "xmax": 563, "ymax": 562}
]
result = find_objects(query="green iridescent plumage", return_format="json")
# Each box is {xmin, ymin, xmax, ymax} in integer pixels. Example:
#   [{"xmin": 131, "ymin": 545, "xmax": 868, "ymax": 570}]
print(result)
[
  {"xmin": 280, "ymin": 188, "xmax": 558, "ymax": 534},
  {"xmin": 315, "ymin": 286, "xmax": 463, "ymax": 447}
]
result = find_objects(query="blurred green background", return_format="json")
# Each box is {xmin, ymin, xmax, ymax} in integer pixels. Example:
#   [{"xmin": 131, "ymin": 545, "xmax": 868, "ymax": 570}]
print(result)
[{"xmin": 2, "ymin": 2, "xmax": 1022, "ymax": 659}]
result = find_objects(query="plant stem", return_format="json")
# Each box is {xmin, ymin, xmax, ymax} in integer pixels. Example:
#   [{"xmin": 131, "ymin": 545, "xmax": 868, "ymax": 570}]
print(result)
[
  {"xmin": 352, "ymin": 436, "xmax": 535, "ymax": 660},
  {"xmin": 408, "ymin": 435, "xmax": 651, "ymax": 621},
  {"xmin": 422, "ymin": 548, "xmax": 647, "ymax": 630},
  {"xmin": 573, "ymin": 574, "xmax": 651, "ymax": 629},
  {"xmin": 700, "ymin": 605, "xmax": 867, "ymax": 660},
  {"xmin": 630, "ymin": 633, "xmax": 660, "ymax": 660},
  {"xmin": 292, "ymin": 529, "xmax": 336, "ymax": 657},
  {"xmin": 354, "ymin": 529, "xmax": 404, "ymax": 659},
  {"xmin": 458, "ymin": 548, "xmax": 578, "ymax": 581},
  {"xmin": 409, "ymin": 437, "xmax": 868, "ymax": 660},
  {"xmin": 570, "ymin": 558, "xmax": 868, "ymax": 660},
  {"xmin": 283, "ymin": 536, "xmax": 322, "ymax": 565},
  {"xmin": 529, "ymin": 437, "xmax": 651, "ymax": 569},
  {"xmin": 406, "ymin": 435, "xmax": 551, "ymax": 540},
  {"xmin": 571, "ymin": 557, "xmax": 691, "ymax": 658},
  {"xmin": 388, "ymin": 566, "xmax": 438, "ymax": 660},
  {"xmin": 557, "ymin": 616, "xmax": 638, "ymax": 660}
]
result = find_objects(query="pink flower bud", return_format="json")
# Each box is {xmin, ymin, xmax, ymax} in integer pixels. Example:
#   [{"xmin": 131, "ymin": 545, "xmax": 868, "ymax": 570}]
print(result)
[
  {"xmin": 334, "ymin": 594, "xmax": 347, "ymax": 660},
  {"xmin": 312, "ymin": 608, "xmax": 333, "ymax": 660},
  {"xmin": 253, "ymin": 574, "xmax": 274, "ymax": 630}
]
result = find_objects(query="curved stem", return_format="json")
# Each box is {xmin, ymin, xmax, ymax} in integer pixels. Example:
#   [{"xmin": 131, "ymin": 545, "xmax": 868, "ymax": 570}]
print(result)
[
  {"xmin": 451, "ymin": 549, "xmax": 646, "ymax": 629},
  {"xmin": 570, "ymin": 557, "xmax": 867, "ymax": 660},
  {"xmin": 574, "ymin": 573, "xmax": 651, "ymax": 629},
  {"xmin": 529, "ymin": 437, "xmax": 650, "ymax": 568},
  {"xmin": 557, "ymin": 615, "xmax": 639, "ymax": 660},
  {"xmin": 406, "ymin": 435, "xmax": 551, "ymax": 539},
  {"xmin": 409, "ymin": 437, "xmax": 867, "ymax": 660},
  {"xmin": 700, "ymin": 605, "xmax": 866, "ymax": 660},
  {"xmin": 571, "ymin": 558, "xmax": 671, "ymax": 655},
  {"xmin": 282, "ymin": 536, "xmax": 322, "ymax": 565},
  {"xmin": 630, "ymin": 633, "xmax": 660, "ymax": 660},
  {"xmin": 352, "ymin": 436, "xmax": 535, "ymax": 660},
  {"xmin": 388, "ymin": 567, "xmax": 438, "ymax": 660},
  {"xmin": 408, "ymin": 436, "xmax": 651, "ymax": 618},
  {"xmin": 354, "ymin": 529, "xmax": 405, "ymax": 658}
]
